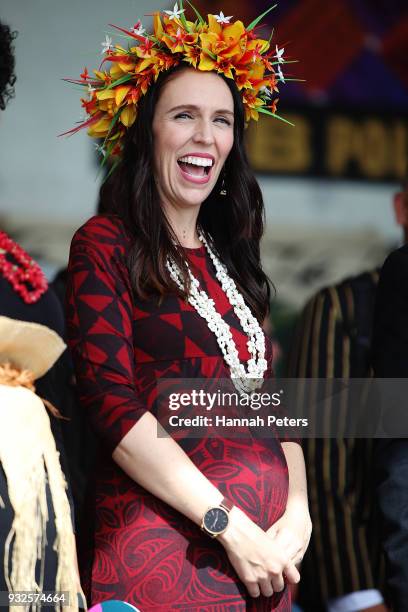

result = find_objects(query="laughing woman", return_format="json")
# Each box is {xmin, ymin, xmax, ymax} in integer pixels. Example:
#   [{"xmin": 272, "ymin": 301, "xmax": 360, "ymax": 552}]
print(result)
[{"xmin": 65, "ymin": 6, "xmax": 311, "ymax": 611}]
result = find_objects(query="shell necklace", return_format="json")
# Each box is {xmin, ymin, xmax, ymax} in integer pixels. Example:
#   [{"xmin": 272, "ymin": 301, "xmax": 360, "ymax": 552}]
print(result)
[{"xmin": 166, "ymin": 233, "xmax": 267, "ymax": 393}]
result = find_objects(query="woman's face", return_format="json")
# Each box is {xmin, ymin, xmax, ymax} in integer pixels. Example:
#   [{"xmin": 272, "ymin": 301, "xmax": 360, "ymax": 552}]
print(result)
[{"xmin": 152, "ymin": 68, "xmax": 234, "ymax": 210}]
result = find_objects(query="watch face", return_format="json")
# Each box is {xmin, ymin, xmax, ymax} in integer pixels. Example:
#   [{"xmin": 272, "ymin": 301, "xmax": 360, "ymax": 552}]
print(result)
[{"xmin": 203, "ymin": 507, "xmax": 229, "ymax": 534}]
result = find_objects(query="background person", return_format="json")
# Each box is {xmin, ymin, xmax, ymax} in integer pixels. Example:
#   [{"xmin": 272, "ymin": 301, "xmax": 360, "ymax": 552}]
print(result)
[
  {"xmin": 0, "ymin": 317, "xmax": 81, "ymax": 610},
  {"xmin": 286, "ymin": 179, "xmax": 408, "ymax": 612},
  {"xmin": 372, "ymin": 177, "xmax": 408, "ymax": 612},
  {"xmin": 0, "ymin": 18, "xmax": 82, "ymax": 607}
]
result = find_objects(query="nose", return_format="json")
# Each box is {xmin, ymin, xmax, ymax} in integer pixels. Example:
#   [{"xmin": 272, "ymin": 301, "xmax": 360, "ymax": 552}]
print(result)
[{"xmin": 192, "ymin": 118, "xmax": 215, "ymax": 145}]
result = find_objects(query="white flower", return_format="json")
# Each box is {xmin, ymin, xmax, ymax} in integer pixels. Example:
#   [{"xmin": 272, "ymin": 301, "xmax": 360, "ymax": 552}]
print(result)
[
  {"xmin": 94, "ymin": 143, "xmax": 106, "ymax": 157},
  {"xmin": 275, "ymin": 45, "xmax": 285, "ymax": 63},
  {"xmin": 131, "ymin": 20, "xmax": 145, "ymax": 36},
  {"xmin": 215, "ymin": 11, "xmax": 233, "ymax": 24},
  {"xmin": 260, "ymin": 85, "xmax": 272, "ymax": 98},
  {"xmin": 164, "ymin": 2, "xmax": 185, "ymax": 20},
  {"xmin": 101, "ymin": 35, "xmax": 114, "ymax": 55},
  {"xmin": 277, "ymin": 65, "xmax": 285, "ymax": 83}
]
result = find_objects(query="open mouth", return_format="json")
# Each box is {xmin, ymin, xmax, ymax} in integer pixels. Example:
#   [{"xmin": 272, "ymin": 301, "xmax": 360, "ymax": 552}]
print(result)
[{"xmin": 177, "ymin": 155, "xmax": 214, "ymax": 178}]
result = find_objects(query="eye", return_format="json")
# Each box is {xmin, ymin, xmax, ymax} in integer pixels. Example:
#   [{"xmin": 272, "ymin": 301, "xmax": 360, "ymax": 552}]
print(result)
[
  {"xmin": 215, "ymin": 116, "xmax": 232, "ymax": 126},
  {"xmin": 175, "ymin": 112, "xmax": 193, "ymax": 120}
]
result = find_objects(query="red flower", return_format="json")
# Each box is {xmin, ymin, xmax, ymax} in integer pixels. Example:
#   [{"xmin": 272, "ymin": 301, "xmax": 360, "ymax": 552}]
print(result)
[
  {"xmin": 80, "ymin": 67, "xmax": 89, "ymax": 81},
  {"xmin": 139, "ymin": 38, "xmax": 154, "ymax": 55}
]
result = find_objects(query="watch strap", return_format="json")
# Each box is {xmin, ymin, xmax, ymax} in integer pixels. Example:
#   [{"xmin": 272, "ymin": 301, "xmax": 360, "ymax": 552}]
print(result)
[{"xmin": 219, "ymin": 496, "xmax": 234, "ymax": 513}]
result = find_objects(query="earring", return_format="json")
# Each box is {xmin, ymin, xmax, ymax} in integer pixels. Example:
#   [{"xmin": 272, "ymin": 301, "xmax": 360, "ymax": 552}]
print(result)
[{"xmin": 220, "ymin": 167, "xmax": 227, "ymax": 196}]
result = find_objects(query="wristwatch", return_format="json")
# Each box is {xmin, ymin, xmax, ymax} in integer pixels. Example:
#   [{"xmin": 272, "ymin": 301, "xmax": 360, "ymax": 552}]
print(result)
[{"xmin": 201, "ymin": 497, "xmax": 234, "ymax": 538}]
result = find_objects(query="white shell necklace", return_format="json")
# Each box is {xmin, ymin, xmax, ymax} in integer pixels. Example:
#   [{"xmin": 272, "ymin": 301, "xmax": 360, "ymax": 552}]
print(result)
[{"xmin": 166, "ymin": 233, "xmax": 267, "ymax": 393}]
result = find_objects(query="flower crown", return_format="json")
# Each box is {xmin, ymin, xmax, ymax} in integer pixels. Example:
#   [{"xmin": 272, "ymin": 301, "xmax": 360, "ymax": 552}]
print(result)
[{"xmin": 63, "ymin": 2, "xmax": 295, "ymax": 165}]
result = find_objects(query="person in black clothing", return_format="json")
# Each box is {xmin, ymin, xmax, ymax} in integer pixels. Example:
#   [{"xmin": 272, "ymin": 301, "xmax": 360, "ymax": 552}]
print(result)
[
  {"xmin": 287, "ymin": 178, "xmax": 408, "ymax": 612},
  {"xmin": 0, "ymin": 18, "xmax": 83, "ymax": 608},
  {"xmin": 372, "ymin": 177, "xmax": 408, "ymax": 612}
]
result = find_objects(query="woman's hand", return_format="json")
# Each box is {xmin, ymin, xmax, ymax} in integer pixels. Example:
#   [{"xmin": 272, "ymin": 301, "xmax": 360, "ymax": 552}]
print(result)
[
  {"xmin": 267, "ymin": 499, "xmax": 312, "ymax": 567},
  {"xmin": 218, "ymin": 506, "xmax": 300, "ymax": 598}
]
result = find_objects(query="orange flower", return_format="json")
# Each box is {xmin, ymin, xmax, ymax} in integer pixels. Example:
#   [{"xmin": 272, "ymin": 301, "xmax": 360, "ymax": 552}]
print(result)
[
  {"xmin": 182, "ymin": 45, "xmax": 201, "ymax": 68},
  {"xmin": 199, "ymin": 15, "xmax": 247, "ymax": 70},
  {"xmin": 242, "ymin": 91, "xmax": 264, "ymax": 121},
  {"xmin": 268, "ymin": 97, "xmax": 279, "ymax": 114},
  {"xmin": 162, "ymin": 27, "xmax": 188, "ymax": 53},
  {"xmin": 215, "ymin": 58, "xmax": 235, "ymax": 79}
]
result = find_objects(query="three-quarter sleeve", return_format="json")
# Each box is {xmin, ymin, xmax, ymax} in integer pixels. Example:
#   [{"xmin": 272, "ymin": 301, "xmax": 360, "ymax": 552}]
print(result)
[{"xmin": 66, "ymin": 217, "xmax": 148, "ymax": 453}]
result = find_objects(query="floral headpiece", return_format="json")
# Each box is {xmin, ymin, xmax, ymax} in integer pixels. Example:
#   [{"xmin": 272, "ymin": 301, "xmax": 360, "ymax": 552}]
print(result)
[{"xmin": 63, "ymin": 2, "xmax": 295, "ymax": 165}]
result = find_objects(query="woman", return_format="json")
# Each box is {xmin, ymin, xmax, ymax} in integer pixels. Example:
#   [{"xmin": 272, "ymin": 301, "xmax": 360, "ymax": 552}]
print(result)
[{"xmin": 66, "ymin": 6, "xmax": 311, "ymax": 610}]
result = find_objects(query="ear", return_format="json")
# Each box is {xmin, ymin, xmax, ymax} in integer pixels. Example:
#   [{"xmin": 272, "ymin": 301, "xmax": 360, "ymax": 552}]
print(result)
[{"xmin": 393, "ymin": 192, "xmax": 408, "ymax": 227}]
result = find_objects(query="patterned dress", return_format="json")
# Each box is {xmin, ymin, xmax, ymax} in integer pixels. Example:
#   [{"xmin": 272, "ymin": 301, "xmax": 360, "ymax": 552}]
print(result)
[{"xmin": 66, "ymin": 214, "xmax": 290, "ymax": 611}]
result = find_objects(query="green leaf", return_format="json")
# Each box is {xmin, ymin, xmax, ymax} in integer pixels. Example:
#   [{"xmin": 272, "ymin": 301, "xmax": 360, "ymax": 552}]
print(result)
[
  {"xmin": 107, "ymin": 74, "xmax": 133, "ymax": 90},
  {"xmin": 202, "ymin": 48, "xmax": 217, "ymax": 60},
  {"xmin": 247, "ymin": 4, "xmax": 277, "ymax": 32},
  {"xmin": 178, "ymin": 0, "xmax": 191, "ymax": 31},
  {"xmin": 271, "ymin": 59, "xmax": 299, "ymax": 65},
  {"xmin": 106, "ymin": 110, "xmax": 121, "ymax": 138},
  {"xmin": 185, "ymin": 0, "xmax": 205, "ymax": 24},
  {"xmin": 97, "ymin": 139, "xmax": 117, "ymax": 175},
  {"xmin": 268, "ymin": 27, "xmax": 274, "ymax": 44},
  {"xmin": 280, "ymin": 77, "xmax": 305, "ymax": 82},
  {"xmin": 258, "ymin": 107, "xmax": 295, "ymax": 126}
]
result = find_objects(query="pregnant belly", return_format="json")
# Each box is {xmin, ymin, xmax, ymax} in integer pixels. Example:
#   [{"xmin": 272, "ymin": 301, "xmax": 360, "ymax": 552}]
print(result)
[
  {"xmin": 182, "ymin": 436, "xmax": 289, "ymax": 529},
  {"xmin": 84, "ymin": 436, "xmax": 289, "ymax": 609},
  {"xmin": 90, "ymin": 434, "xmax": 288, "ymax": 540}
]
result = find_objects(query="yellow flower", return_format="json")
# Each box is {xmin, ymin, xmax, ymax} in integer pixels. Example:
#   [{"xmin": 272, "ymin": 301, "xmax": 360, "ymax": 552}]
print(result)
[
  {"xmin": 198, "ymin": 51, "xmax": 216, "ymax": 71},
  {"xmin": 183, "ymin": 45, "xmax": 201, "ymax": 68},
  {"xmin": 110, "ymin": 63, "xmax": 126, "ymax": 81},
  {"xmin": 115, "ymin": 85, "xmax": 131, "ymax": 106},
  {"xmin": 88, "ymin": 115, "xmax": 111, "ymax": 137},
  {"xmin": 153, "ymin": 11, "xmax": 163, "ymax": 39},
  {"xmin": 207, "ymin": 14, "xmax": 222, "ymax": 36},
  {"xmin": 120, "ymin": 105, "xmax": 136, "ymax": 127},
  {"xmin": 243, "ymin": 92, "xmax": 264, "ymax": 121},
  {"xmin": 96, "ymin": 89, "xmax": 115, "ymax": 101},
  {"xmin": 199, "ymin": 17, "xmax": 246, "ymax": 69},
  {"xmin": 215, "ymin": 58, "xmax": 234, "ymax": 79},
  {"xmin": 93, "ymin": 70, "xmax": 111, "ymax": 85}
]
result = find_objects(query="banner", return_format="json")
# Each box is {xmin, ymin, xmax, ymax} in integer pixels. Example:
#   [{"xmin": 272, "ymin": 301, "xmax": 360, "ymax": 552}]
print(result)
[{"xmin": 246, "ymin": 108, "xmax": 407, "ymax": 182}]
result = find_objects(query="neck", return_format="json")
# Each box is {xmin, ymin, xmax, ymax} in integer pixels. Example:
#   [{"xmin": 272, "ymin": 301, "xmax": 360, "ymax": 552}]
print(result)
[{"xmin": 162, "ymin": 203, "xmax": 202, "ymax": 248}]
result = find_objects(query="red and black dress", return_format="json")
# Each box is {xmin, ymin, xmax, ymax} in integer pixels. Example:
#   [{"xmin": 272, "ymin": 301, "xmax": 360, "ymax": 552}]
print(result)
[{"xmin": 66, "ymin": 214, "xmax": 291, "ymax": 611}]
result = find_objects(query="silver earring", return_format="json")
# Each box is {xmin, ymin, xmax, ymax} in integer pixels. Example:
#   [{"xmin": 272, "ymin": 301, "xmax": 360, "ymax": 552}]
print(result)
[{"xmin": 220, "ymin": 168, "xmax": 227, "ymax": 196}]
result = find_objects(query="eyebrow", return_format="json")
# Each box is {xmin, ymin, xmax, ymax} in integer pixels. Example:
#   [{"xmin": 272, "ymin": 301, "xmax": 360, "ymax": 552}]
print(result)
[{"xmin": 167, "ymin": 104, "xmax": 234, "ymax": 116}]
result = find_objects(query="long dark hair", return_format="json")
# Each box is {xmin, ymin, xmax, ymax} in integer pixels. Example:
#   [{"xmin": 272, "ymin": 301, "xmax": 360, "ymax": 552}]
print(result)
[
  {"xmin": 0, "ymin": 21, "xmax": 17, "ymax": 111},
  {"xmin": 107, "ymin": 65, "xmax": 271, "ymax": 322}
]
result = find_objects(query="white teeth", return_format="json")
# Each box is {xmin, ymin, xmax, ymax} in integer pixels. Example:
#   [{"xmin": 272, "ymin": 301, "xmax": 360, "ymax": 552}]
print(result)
[{"xmin": 178, "ymin": 155, "xmax": 213, "ymax": 167}]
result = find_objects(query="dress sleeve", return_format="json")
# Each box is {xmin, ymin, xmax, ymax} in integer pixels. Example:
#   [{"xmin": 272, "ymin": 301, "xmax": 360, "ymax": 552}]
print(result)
[{"xmin": 66, "ymin": 219, "xmax": 148, "ymax": 454}]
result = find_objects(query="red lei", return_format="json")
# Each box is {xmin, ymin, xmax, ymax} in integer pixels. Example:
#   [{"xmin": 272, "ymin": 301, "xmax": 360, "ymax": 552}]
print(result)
[{"xmin": 0, "ymin": 231, "xmax": 48, "ymax": 303}]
